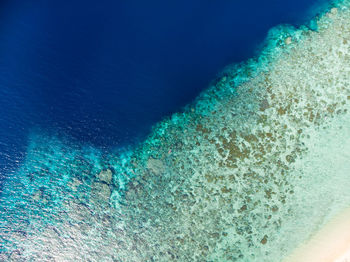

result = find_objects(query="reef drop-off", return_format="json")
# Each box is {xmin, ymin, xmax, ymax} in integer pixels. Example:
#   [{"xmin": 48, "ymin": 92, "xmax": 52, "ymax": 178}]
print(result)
[{"xmin": 2, "ymin": 1, "xmax": 350, "ymax": 261}]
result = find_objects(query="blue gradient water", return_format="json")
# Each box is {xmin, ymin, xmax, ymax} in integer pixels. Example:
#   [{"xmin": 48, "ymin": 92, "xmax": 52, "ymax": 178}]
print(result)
[
  {"xmin": 0, "ymin": 0, "xmax": 324, "ymax": 182},
  {"xmin": 4, "ymin": 1, "xmax": 350, "ymax": 261}
]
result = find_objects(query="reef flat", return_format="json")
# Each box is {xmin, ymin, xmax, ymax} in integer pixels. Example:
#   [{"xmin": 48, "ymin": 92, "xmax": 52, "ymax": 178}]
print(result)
[{"xmin": 2, "ymin": 0, "xmax": 350, "ymax": 261}]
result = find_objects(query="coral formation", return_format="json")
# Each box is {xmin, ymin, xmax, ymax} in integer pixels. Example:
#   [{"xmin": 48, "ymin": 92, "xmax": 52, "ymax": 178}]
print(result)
[{"xmin": 2, "ymin": 0, "xmax": 350, "ymax": 261}]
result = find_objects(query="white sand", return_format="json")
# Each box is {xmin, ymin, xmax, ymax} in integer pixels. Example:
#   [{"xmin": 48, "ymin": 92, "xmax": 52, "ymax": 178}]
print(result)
[{"xmin": 284, "ymin": 208, "xmax": 350, "ymax": 262}]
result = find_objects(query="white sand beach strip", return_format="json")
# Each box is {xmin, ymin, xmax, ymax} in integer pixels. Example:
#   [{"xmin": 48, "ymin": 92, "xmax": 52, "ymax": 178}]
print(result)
[{"xmin": 284, "ymin": 208, "xmax": 350, "ymax": 262}]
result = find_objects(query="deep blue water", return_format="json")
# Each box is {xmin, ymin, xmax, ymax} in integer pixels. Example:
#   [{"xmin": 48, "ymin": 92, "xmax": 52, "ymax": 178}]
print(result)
[{"xmin": 0, "ymin": 0, "xmax": 325, "ymax": 181}]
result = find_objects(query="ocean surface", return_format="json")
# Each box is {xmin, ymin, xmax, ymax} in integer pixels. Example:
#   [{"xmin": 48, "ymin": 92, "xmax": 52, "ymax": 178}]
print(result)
[
  {"xmin": 3, "ymin": 0, "xmax": 350, "ymax": 261},
  {"xmin": 0, "ymin": 0, "xmax": 325, "ymax": 181}
]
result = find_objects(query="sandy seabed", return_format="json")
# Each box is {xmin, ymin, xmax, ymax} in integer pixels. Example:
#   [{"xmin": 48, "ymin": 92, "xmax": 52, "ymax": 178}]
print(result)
[{"xmin": 285, "ymin": 208, "xmax": 350, "ymax": 262}]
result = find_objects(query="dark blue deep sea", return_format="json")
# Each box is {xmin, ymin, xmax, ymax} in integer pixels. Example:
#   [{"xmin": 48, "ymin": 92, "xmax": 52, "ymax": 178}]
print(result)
[{"xmin": 0, "ymin": 0, "xmax": 325, "ymax": 186}]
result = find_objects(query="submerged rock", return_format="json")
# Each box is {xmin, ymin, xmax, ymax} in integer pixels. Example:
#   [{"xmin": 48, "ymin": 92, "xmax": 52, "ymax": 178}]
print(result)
[
  {"xmin": 284, "ymin": 36, "xmax": 292, "ymax": 45},
  {"xmin": 146, "ymin": 157, "xmax": 165, "ymax": 175},
  {"xmin": 97, "ymin": 169, "xmax": 113, "ymax": 184},
  {"xmin": 90, "ymin": 181, "xmax": 111, "ymax": 205}
]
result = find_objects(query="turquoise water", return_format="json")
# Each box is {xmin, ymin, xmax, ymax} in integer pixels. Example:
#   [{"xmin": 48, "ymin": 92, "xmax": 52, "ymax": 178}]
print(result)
[{"xmin": 2, "ymin": 0, "xmax": 350, "ymax": 261}]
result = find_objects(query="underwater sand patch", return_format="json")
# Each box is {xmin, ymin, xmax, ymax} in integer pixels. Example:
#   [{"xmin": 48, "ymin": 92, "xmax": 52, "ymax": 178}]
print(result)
[{"xmin": 284, "ymin": 208, "xmax": 350, "ymax": 262}]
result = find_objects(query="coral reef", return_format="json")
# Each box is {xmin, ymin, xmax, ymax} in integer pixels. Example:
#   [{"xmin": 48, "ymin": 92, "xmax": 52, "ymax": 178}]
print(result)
[{"xmin": 2, "ymin": 1, "xmax": 350, "ymax": 261}]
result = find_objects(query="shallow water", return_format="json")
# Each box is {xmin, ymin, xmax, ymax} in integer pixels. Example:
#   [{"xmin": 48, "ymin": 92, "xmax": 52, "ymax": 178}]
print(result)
[{"xmin": 2, "ymin": 0, "xmax": 350, "ymax": 261}]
